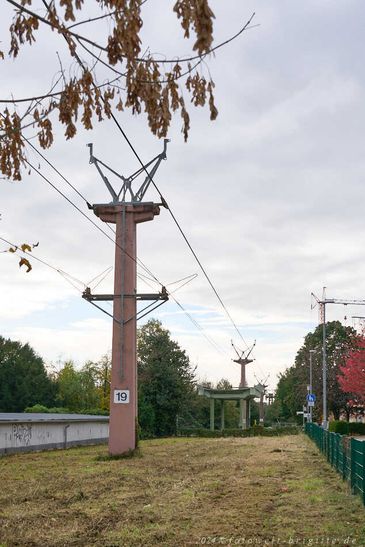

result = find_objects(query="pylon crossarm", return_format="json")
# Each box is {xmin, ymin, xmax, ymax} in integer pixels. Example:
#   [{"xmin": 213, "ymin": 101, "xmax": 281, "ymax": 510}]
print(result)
[
  {"xmin": 86, "ymin": 299, "xmax": 122, "ymax": 325},
  {"xmin": 125, "ymin": 298, "xmax": 168, "ymax": 325},
  {"xmin": 82, "ymin": 287, "xmax": 168, "ymax": 302},
  {"xmin": 134, "ymin": 147, "xmax": 167, "ymax": 202},
  {"xmin": 88, "ymin": 144, "xmax": 119, "ymax": 202},
  {"xmin": 83, "ymin": 295, "xmax": 168, "ymax": 325},
  {"xmin": 88, "ymin": 139, "xmax": 169, "ymax": 203},
  {"xmin": 245, "ymin": 340, "xmax": 256, "ymax": 360},
  {"xmin": 233, "ymin": 357, "xmax": 253, "ymax": 365},
  {"xmin": 231, "ymin": 339, "xmax": 256, "ymax": 362},
  {"xmin": 231, "ymin": 340, "xmax": 243, "ymax": 360}
]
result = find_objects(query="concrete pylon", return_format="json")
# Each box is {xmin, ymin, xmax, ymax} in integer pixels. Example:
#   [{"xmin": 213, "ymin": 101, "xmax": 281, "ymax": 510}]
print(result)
[
  {"xmin": 239, "ymin": 399, "xmax": 250, "ymax": 429},
  {"xmin": 94, "ymin": 203, "xmax": 159, "ymax": 455}
]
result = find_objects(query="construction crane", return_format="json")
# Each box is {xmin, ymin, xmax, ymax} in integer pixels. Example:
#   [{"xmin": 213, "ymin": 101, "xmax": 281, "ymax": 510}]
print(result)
[
  {"xmin": 311, "ymin": 288, "xmax": 365, "ymax": 429},
  {"xmin": 231, "ymin": 340, "xmax": 256, "ymax": 388}
]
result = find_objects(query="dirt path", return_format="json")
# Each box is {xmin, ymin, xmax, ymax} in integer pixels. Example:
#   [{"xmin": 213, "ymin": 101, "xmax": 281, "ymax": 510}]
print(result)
[{"xmin": 0, "ymin": 434, "xmax": 364, "ymax": 546}]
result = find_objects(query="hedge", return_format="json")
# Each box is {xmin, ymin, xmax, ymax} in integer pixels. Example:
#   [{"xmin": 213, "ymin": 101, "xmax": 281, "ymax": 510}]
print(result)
[
  {"xmin": 177, "ymin": 425, "xmax": 300, "ymax": 438},
  {"xmin": 24, "ymin": 405, "xmax": 109, "ymax": 416},
  {"xmin": 328, "ymin": 420, "xmax": 365, "ymax": 435}
]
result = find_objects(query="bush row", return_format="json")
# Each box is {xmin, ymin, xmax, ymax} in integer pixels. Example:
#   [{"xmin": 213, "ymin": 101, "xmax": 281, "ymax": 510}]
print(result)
[
  {"xmin": 177, "ymin": 425, "xmax": 300, "ymax": 438},
  {"xmin": 328, "ymin": 420, "xmax": 365, "ymax": 435},
  {"xmin": 24, "ymin": 404, "xmax": 109, "ymax": 416}
]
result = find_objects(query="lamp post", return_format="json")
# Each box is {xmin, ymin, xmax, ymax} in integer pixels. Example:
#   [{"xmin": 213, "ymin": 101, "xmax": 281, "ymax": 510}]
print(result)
[{"xmin": 309, "ymin": 349, "xmax": 315, "ymax": 423}]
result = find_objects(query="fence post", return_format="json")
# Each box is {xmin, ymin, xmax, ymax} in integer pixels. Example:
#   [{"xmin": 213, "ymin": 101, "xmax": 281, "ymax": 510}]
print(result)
[
  {"xmin": 329, "ymin": 433, "xmax": 333, "ymax": 466},
  {"xmin": 342, "ymin": 436, "xmax": 347, "ymax": 480},
  {"xmin": 362, "ymin": 441, "xmax": 365, "ymax": 506},
  {"xmin": 350, "ymin": 438, "xmax": 355, "ymax": 494},
  {"xmin": 318, "ymin": 426, "xmax": 321, "ymax": 451}
]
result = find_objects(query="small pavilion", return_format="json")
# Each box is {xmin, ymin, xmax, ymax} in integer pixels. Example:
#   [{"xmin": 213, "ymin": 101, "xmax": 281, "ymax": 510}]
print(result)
[
  {"xmin": 198, "ymin": 385, "xmax": 263, "ymax": 430},
  {"xmin": 198, "ymin": 341, "xmax": 264, "ymax": 431}
]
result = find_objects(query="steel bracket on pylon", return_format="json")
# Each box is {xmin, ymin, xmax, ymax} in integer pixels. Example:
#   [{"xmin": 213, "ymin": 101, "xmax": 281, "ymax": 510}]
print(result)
[
  {"xmin": 87, "ymin": 139, "xmax": 169, "ymax": 204},
  {"xmin": 82, "ymin": 286, "xmax": 169, "ymax": 324}
]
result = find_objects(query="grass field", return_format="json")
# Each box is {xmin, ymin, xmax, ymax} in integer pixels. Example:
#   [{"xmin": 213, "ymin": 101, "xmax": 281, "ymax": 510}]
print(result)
[{"xmin": 0, "ymin": 434, "xmax": 364, "ymax": 546}]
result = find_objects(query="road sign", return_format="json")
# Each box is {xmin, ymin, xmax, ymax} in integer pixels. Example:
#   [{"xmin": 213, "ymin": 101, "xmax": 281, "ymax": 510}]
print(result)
[
  {"xmin": 308, "ymin": 401, "xmax": 314, "ymax": 407},
  {"xmin": 306, "ymin": 393, "xmax": 316, "ymax": 403}
]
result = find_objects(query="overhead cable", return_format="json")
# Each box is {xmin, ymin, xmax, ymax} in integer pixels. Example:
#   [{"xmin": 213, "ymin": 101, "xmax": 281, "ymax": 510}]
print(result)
[{"xmin": 23, "ymin": 156, "xmax": 228, "ymax": 357}]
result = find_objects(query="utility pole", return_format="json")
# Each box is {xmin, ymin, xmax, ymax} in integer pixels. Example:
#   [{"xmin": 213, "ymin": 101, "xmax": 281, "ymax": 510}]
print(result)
[
  {"xmin": 308, "ymin": 349, "xmax": 315, "ymax": 423},
  {"xmin": 311, "ymin": 288, "xmax": 365, "ymax": 430},
  {"xmin": 254, "ymin": 373, "xmax": 269, "ymax": 424},
  {"xmin": 231, "ymin": 340, "xmax": 255, "ymax": 430},
  {"xmin": 83, "ymin": 140, "xmax": 169, "ymax": 455},
  {"xmin": 231, "ymin": 340, "xmax": 256, "ymax": 388}
]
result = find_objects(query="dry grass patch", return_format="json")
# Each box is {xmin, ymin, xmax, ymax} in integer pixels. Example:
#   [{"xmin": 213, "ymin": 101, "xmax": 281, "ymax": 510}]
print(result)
[{"xmin": 0, "ymin": 435, "xmax": 364, "ymax": 546}]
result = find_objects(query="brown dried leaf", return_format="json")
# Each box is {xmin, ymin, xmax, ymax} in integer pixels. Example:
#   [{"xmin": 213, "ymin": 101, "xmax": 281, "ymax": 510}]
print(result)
[
  {"xmin": 19, "ymin": 257, "xmax": 32, "ymax": 273},
  {"xmin": 20, "ymin": 243, "xmax": 32, "ymax": 252}
]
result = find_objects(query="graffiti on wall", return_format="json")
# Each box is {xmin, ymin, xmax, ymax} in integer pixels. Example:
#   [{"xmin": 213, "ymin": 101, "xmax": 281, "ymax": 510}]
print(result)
[{"xmin": 12, "ymin": 424, "xmax": 32, "ymax": 446}]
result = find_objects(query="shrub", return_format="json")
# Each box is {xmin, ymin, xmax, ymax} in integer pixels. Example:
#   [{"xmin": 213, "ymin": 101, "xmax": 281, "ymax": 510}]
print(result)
[
  {"xmin": 47, "ymin": 407, "xmax": 72, "ymax": 414},
  {"xmin": 349, "ymin": 422, "xmax": 365, "ymax": 435},
  {"xmin": 329, "ymin": 421, "xmax": 349, "ymax": 434},
  {"xmin": 24, "ymin": 405, "xmax": 109, "ymax": 416},
  {"xmin": 329, "ymin": 420, "xmax": 365, "ymax": 435},
  {"xmin": 24, "ymin": 404, "xmax": 50, "ymax": 413},
  {"xmin": 177, "ymin": 426, "xmax": 300, "ymax": 438}
]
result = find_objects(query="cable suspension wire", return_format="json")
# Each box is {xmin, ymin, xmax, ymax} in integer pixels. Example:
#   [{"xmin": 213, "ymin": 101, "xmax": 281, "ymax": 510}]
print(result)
[
  {"xmin": 27, "ymin": 0, "xmax": 250, "ymax": 352},
  {"xmin": 0, "ymin": 235, "xmax": 86, "ymax": 292},
  {"xmin": 166, "ymin": 273, "xmax": 198, "ymax": 287},
  {"xmin": 170, "ymin": 295, "xmax": 229, "ymax": 357},
  {"xmin": 169, "ymin": 276, "xmax": 198, "ymax": 295},
  {"xmin": 26, "ymin": 138, "xmax": 92, "ymax": 207},
  {"xmin": 101, "ymin": 109, "xmax": 250, "ymax": 350},
  {"xmin": 23, "ymin": 155, "xmax": 228, "ymax": 357},
  {"xmin": 25, "ymin": 157, "xmax": 160, "ymax": 285},
  {"xmin": 86, "ymin": 265, "xmax": 113, "ymax": 288}
]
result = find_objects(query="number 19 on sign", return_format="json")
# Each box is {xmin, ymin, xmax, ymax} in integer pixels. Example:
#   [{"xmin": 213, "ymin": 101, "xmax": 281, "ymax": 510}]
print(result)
[{"xmin": 114, "ymin": 389, "xmax": 130, "ymax": 404}]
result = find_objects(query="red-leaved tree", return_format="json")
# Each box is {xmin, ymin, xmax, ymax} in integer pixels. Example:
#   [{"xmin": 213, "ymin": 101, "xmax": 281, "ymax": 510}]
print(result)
[{"xmin": 338, "ymin": 336, "xmax": 365, "ymax": 405}]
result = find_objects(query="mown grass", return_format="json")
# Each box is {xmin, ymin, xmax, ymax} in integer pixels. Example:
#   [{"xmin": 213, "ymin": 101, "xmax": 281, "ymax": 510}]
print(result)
[{"xmin": 0, "ymin": 435, "xmax": 364, "ymax": 546}]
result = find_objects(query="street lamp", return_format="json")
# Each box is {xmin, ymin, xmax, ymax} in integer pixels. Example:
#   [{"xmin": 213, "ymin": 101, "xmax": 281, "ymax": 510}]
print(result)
[{"xmin": 309, "ymin": 350, "xmax": 315, "ymax": 423}]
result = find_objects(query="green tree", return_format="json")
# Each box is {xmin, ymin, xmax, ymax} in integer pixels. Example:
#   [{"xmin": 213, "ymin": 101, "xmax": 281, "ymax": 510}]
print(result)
[
  {"xmin": 56, "ymin": 361, "xmax": 82, "ymax": 410},
  {"xmin": 56, "ymin": 360, "xmax": 100, "ymax": 411},
  {"xmin": 0, "ymin": 336, "xmax": 55, "ymax": 411},
  {"xmin": 92, "ymin": 354, "xmax": 111, "ymax": 411},
  {"xmin": 274, "ymin": 367, "xmax": 303, "ymax": 422},
  {"xmin": 275, "ymin": 321, "xmax": 357, "ymax": 421},
  {"xmin": 137, "ymin": 319, "xmax": 196, "ymax": 437}
]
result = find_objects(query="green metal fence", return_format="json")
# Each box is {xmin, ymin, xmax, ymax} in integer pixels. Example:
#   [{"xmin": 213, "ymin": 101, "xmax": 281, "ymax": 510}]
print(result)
[{"xmin": 305, "ymin": 423, "xmax": 365, "ymax": 506}]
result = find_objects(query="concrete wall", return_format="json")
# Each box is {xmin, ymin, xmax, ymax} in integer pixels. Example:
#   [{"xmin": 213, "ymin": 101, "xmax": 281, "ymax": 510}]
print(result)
[{"xmin": 0, "ymin": 415, "xmax": 109, "ymax": 454}]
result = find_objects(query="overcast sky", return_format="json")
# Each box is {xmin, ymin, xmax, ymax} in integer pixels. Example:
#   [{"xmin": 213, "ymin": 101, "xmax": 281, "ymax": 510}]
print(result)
[{"xmin": 2, "ymin": 1, "xmax": 365, "ymax": 392}]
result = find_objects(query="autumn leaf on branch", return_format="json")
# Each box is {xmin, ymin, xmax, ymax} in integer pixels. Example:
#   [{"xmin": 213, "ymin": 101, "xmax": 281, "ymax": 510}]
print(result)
[
  {"xmin": 20, "ymin": 243, "xmax": 32, "ymax": 252},
  {"xmin": 19, "ymin": 257, "xmax": 32, "ymax": 272},
  {"xmin": 3, "ymin": 240, "xmax": 38, "ymax": 272},
  {"xmin": 0, "ymin": 1, "xmax": 255, "ymax": 181}
]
